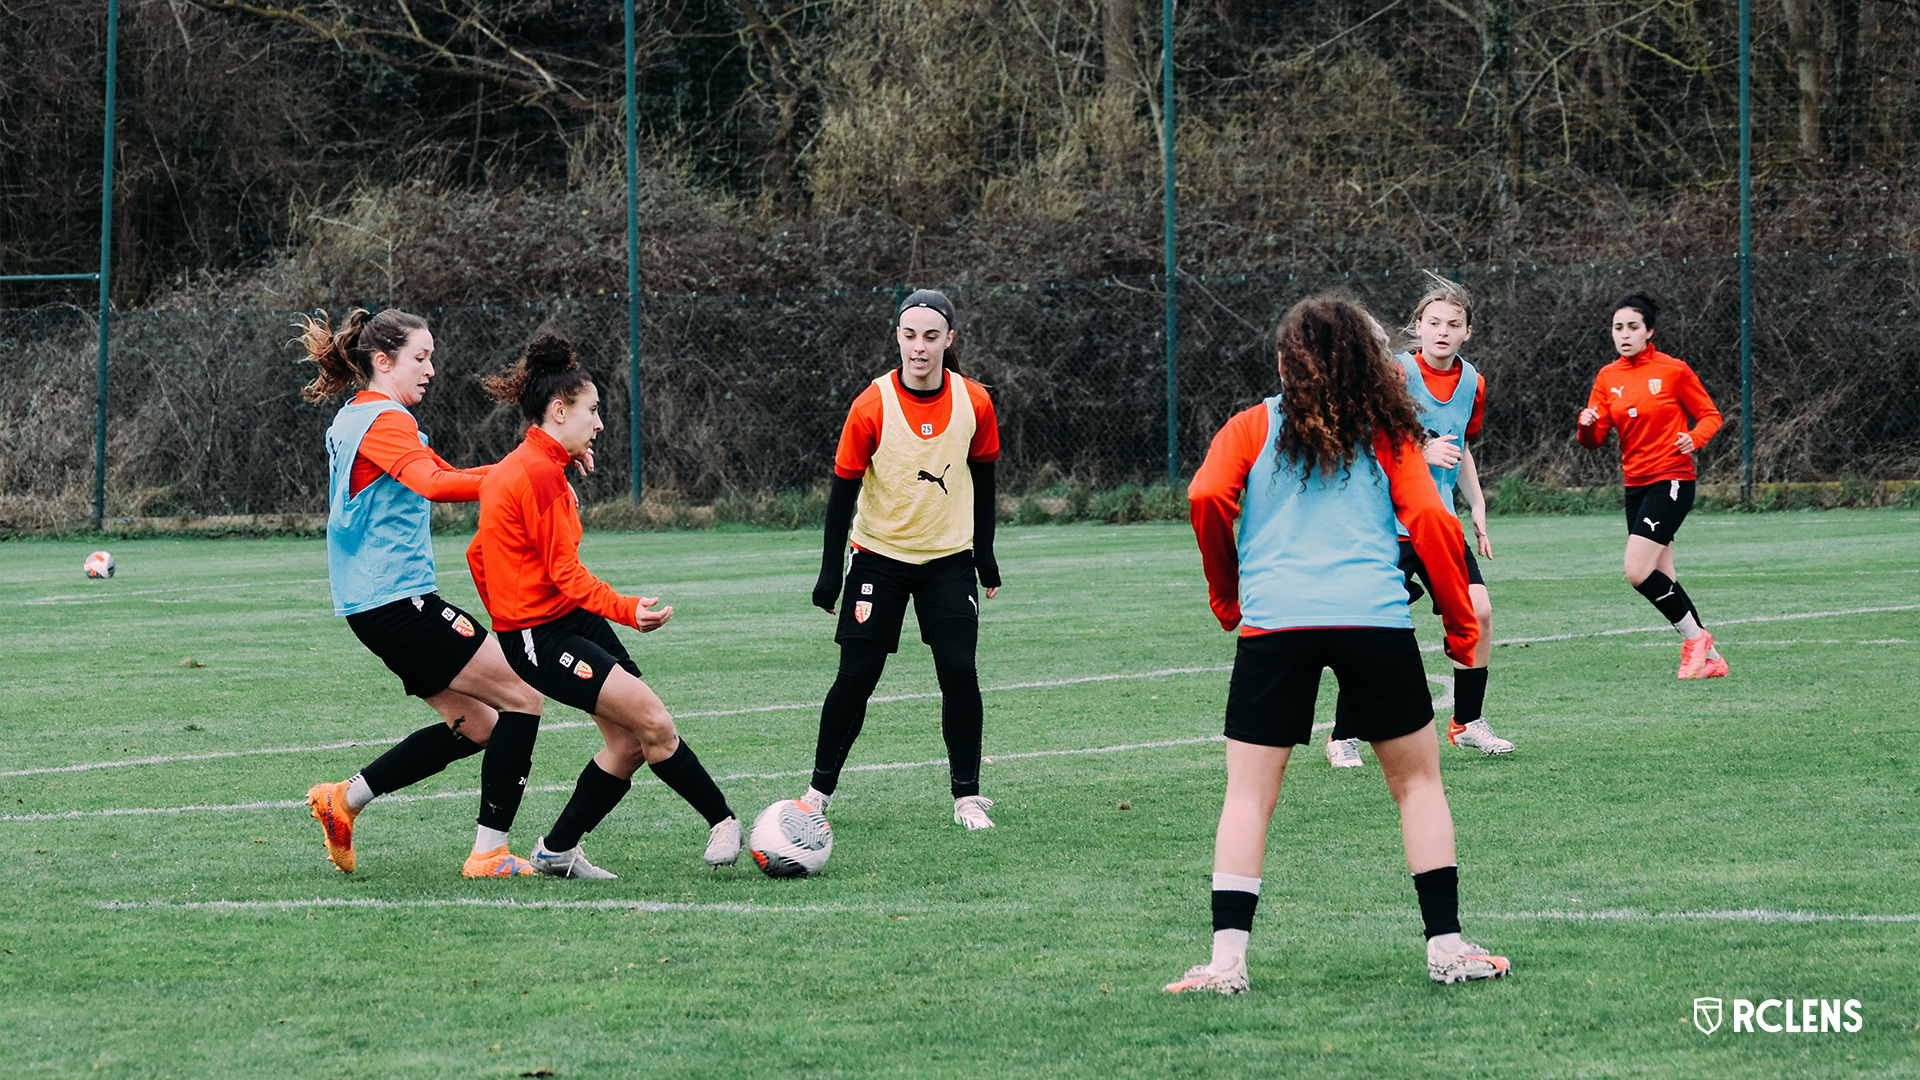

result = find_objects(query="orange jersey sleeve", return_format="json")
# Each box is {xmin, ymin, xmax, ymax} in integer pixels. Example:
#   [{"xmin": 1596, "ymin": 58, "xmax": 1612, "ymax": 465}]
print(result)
[
  {"xmin": 349, "ymin": 401, "xmax": 490, "ymax": 501},
  {"xmin": 833, "ymin": 383, "xmax": 885, "ymax": 479},
  {"xmin": 1378, "ymin": 432, "xmax": 1478, "ymax": 664},
  {"xmin": 1188, "ymin": 404, "xmax": 1269, "ymax": 631}
]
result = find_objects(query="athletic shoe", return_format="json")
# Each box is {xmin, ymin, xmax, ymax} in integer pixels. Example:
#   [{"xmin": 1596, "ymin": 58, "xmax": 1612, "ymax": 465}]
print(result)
[
  {"xmin": 1164, "ymin": 957, "xmax": 1249, "ymax": 995},
  {"xmin": 1326, "ymin": 737, "xmax": 1364, "ymax": 768},
  {"xmin": 1450, "ymin": 718, "xmax": 1515, "ymax": 755},
  {"xmin": 953, "ymin": 795, "xmax": 996, "ymax": 830},
  {"xmin": 461, "ymin": 845, "xmax": 538, "ymax": 878},
  {"xmin": 306, "ymin": 780, "xmax": 359, "ymax": 874},
  {"xmin": 531, "ymin": 836, "xmax": 617, "ymax": 880},
  {"xmin": 800, "ymin": 787, "xmax": 833, "ymax": 816},
  {"xmin": 1428, "ymin": 938, "xmax": 1511, "ymax": 984},
  {"xmin": 1695, "ymin": 655, "xmax": 1729, "ymax": 679},
  {"xmin": 704, "ymin": 816, "xmax": 743, "ymax": 867},
  {"xmin": 1677, "ymin": 631, "xmax": 1716, "ymax": 679}
]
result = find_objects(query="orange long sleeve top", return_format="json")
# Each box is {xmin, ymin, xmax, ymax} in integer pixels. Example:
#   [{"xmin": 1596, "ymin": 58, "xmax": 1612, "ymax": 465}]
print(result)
[
  {"xmin": 346, "ymin": 391, "xmax": 492, "ymax": 500},
  {"xmin": 1576, "ymin": 347, "xmax": 1723, "ymax": 485},
  {"xmin": 466, "ymin": 426, "xmax": 641, "ymax": 632},
  {"xmin": 1188, "ymin": 408, "xmax": 1479, "ymax": 666}
]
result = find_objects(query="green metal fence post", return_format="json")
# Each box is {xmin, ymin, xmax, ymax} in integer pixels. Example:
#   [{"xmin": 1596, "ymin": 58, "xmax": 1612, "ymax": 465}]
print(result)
[
  {"xmin": 1738, "ymin": 0, "xmax": 1754, "ymax": 504},
  {"xmin": 92, "ymin": 0, "xmax": 119, "ymax": 532},
  {"xmin": 1162, "ymin": 0, "xmax": 1177, "ymax": 487},
  {"xmin": 625, "ymin": 0, "xmax": 643, "ymax": 504}
]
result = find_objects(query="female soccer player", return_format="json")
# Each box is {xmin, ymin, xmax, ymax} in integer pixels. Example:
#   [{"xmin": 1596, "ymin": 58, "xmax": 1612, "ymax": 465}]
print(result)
[
  {"xmin": 1577, "ymin": 293, "xmax": 1729, "ymax": 679},
  {"xmin": 298, "ymin": 307, "xmax": 547, "ymax": 878},
  {"xmin": 469, "ymin": 334, "xmax": 741, "ymax": 879},
  {"xmin": 1327, "ymin": 276, "xmax": 1512, "ymax": 767},
  {"xmin": 1168, "ymin": 294, "xmax": 1509, "ymax": 995},
  {"xmin": 804, "ymin": 289, "xmax": 1003, "ymax": 829}
]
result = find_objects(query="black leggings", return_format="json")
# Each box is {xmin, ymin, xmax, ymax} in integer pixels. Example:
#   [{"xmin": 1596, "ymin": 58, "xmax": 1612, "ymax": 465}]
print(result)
[{"xmin": 810, "ymin": 618, "xmax": 983, "ymax": 799}]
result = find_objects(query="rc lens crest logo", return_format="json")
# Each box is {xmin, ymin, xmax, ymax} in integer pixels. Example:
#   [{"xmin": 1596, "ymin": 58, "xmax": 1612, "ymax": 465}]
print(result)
[{"xmin": 1693, "ymin": 996, "xmax": 1863, "ymax": 1034}]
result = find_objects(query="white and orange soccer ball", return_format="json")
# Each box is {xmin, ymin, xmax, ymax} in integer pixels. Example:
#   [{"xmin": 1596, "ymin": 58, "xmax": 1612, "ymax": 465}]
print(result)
[
  {"xmin": 749, "ymin": 798, "xmax": 833, "ymax": 878},
  {"xmin": 84, "ymin": 551, "xmax": 115, "ymax": 579}
]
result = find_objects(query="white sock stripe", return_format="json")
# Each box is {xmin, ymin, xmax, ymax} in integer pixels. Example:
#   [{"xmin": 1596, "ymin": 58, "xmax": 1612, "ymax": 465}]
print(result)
[{"xmin": 1212, "ymin": 873, "xmax": 1262, "ymax": 895}]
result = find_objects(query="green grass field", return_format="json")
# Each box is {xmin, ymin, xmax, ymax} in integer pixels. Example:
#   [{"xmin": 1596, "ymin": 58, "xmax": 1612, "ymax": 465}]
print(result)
[{"xmin": 3, "ymin": 512, "xmax": 1917, "ymax": 1079}]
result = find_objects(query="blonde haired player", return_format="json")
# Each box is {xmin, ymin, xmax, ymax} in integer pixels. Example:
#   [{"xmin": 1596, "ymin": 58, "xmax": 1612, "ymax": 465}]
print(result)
[
  {"xmin": 1327, "ymin": 274, "xmax": 1513, "ymax": 767},
  {"xmin": 803, "ymin": 290, "xmax": 1003, "ymax": 829}
]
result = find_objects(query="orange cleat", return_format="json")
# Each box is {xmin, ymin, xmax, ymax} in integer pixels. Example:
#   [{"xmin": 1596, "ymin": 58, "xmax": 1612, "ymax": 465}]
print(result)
[
  {"xmin": 307, "ymin": 780, "xmax": 359, "ymax": 873},
  {"xmin": 1695, "ymin": 655, "xmax": 1729, "ymax": 679},
  {"xmin": 1677, "ymin": 631, "xmax": 1716, "ymax": 679},
  {"xmin": 462, "ymin": 845, "xmax": 538, "ymax": 878}
]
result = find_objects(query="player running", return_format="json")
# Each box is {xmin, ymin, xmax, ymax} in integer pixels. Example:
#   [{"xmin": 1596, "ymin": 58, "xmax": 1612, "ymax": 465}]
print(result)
[
  {"xmin": 297, "ymin": 307, "xmax": 547, "ymax": 878},
  {"xmin": 1577, "ymin": 293, "xmax": 1729, "ymax": 680},
  {"xmin": 470, "ymin": 334, "xmax": 741, "ymax": 879},
  {"xmin": 1167, "ymin": 294, "xmax": 1510, "ymax": 995},
  {"xmin": 804, "ymin": 289, "xmax": 1003, "ymax": 829},
  {"xmin": 1327, "ymin": 276, "xmax": 1510, "ymax": 767}
]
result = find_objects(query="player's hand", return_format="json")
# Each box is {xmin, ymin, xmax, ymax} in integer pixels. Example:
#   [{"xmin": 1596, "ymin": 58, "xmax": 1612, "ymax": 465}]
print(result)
[
  {"xmin": 1472, "ymin": 511, "xmax": 1492, "ymax": 558},
  {"xmin": 1444, "ymin": 635, "xmax": 1475, "ymax": 666},
  {"xmin": 632, "ymin": 597, "xmax": 673, "ymax": 632},
  {"xmin": 812, "ymin": 573, "xmax": 839, "ymax": 614},
  {"xmin": 1674, "ymin": 432, "xmax": 1696, "ymax": 455},
  {"xmin": 572, "ymin": 446, "xmax": 595, "ymax": 475},
  {"xmin": 1579, "ymin": 406, "xmax": 1601, "ymax": 426},
  {"xmin": 1423, "ymin": 434, "xmax": 1462, "ymax": 469},
  {"xmin": 985, "ymin": 586, "xmax": 1000, "ymax": 599}
]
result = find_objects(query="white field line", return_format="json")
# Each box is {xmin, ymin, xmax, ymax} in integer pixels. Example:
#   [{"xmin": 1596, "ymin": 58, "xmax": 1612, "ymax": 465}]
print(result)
[
  {"xmin": 1630, "ymin": 638, "xmax": 1912, "ymax": 647},
  {"xmin": 0, "ymin": 666, "xmax": 1237, "ymax": 779},
  {"xmin": 1418, "ymin": 602, "xmax": 1920, "ymax": 653},
  {"xmin": 21, "ymin": 578, "xmax": 332, "ymax": 606},
  {"xmin": 1482, "ymin": 909, "xmax": 1920, "ymax": 924}
]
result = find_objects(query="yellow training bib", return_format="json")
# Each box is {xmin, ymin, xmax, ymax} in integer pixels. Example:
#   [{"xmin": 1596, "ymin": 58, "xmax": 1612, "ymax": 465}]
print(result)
[{"xmin": 849, "ymin": 373, "xmax": 976, "ymax": 563}]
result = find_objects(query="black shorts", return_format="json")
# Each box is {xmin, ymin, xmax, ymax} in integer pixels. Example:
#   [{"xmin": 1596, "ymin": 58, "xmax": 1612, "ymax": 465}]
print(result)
[
  {"xmin": 1224, "ymin": 628, "xmax": 1434, "ymax": 747},
  {"xmin": 1624, "ymin": 479, "xmax": 1695, "ymax": 546},
  {"xmin": 1397, "ymin": 537, "xmax": 1482, "ymax": 614},
  {"xmin": 499, "ymin": 608, "xmax": 641, "ymax": 715},
  {"xmin": 836, "ymin": 549, "xmax": 979, "ymax": 653},
  {"xmin": 345, "ymin": 592, "xmax": 489, "ymax": 699}
]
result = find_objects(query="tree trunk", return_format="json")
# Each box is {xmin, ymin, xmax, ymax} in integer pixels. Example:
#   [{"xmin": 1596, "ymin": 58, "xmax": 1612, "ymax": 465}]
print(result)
[
  {"xmin": 1827, "ymin": 0, "xmax": 1864, "ymax": 162},
  {"xmin": 1780, "ymin": 0, "xmax": 1825, "ymax": 158},
  {"xmin": 1103, "ymin": 0, "xmax": 1138, "ymax": 106}
]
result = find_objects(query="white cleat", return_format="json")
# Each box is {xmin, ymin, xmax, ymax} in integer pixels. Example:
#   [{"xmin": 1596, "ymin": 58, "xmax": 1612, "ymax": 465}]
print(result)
[
  {"xmin": 704, "ymin": 815, "xmax": 743, "ymax": 867},
  {"xmin": 1450, "ymin": 718, "xmax": 1515, "ymax": 755},
  {"xmin": 1164, "ymin": 957, "xmax": 1249, "ymax": 995},
  {"xmin": 800, "ymin": 787, "xmax": 833, "ymax": 816},
  {"xmin": 1326, "ymin": 737, "xmax": 1364, "ymax": 768},
  {"xmin": 530, "ymin": 837, "xmax": 618, "ymax": 880},
  {"xmin": 953, "ymin": 795, "xmax": 996, "ymax": 830},
  {"xmin": 1428, "ymin": 937, "xmax": 1512, "ymax": 984}
]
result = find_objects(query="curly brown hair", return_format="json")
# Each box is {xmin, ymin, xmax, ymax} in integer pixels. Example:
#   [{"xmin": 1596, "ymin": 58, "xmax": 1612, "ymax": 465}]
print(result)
[
  {"xmin": 480, "ymin": 333, "xmax": 595, "ymax": 422},
  {"xmin": 1273, "ymin": 294, "xmax": 1426, "ymax": 482}
]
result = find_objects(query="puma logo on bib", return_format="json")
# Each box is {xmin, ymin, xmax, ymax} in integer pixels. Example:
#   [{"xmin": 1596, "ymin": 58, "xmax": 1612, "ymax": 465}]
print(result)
[{"xmin": 916, "ymin": 464, "xmax": 952, "ymax": 494}]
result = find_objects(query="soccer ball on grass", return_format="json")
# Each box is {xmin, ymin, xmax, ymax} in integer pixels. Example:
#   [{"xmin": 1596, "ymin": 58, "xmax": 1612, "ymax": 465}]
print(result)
[
  {"xmin": 749, "ymin": 798, "xmax": 832, "ymax": 878},
  {"xmin": 84, "ymin": 551, "xmax": 115, "ymax": 579}
]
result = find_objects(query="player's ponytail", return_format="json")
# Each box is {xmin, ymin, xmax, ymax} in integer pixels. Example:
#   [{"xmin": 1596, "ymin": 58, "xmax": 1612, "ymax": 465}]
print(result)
[
  {"xmin": 482, "ymin": 332, "xmax": 596, "ymax": 422},
  {"xmin": 296, "ymin": 307, "xmax": 429, "ymax": 404},
  {"xmin": 1272, "ymin": 294, "xmax": 1425, "ymax": 482}
]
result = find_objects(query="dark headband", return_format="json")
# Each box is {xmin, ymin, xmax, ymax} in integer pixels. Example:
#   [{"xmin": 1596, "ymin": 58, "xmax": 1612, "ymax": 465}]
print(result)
[{"xmin": 896, "ymin": 289, "xmax": 955, "ymax": 330}]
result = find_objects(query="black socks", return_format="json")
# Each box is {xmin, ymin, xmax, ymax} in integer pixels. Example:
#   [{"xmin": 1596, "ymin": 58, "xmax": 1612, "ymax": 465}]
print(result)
[
  {"xmin": 1634, "ymin": 571, "xmax": 1697, "ymax": 626},
  {"xmin": 1212, "ymin": 888, "xmax": 1260, "ymax": 933},
  {"xmin": 649, "ymin": 739, "xmax": 735, "ymax": 826},
  {"xmin": 1455, "ymin": 667, "xmax": 1489, "ymax": 726},
  {"xmin": 360, "ymin": 720, "xmax": 483, "ymax": 798},
  {"xmin": 543, "ymin": 760, "xmax": 632, "ymax": 853},
  {"xmin": 810, "ymin": 642, "xmax": 889, "ymax": 796},
  {"xmin": 476, "ymin": 711, "xmax": 541, "ymax": 832},
  {"xmin": 1412, "ymin": 865, "xmax": 1462, "ymax": 940}
]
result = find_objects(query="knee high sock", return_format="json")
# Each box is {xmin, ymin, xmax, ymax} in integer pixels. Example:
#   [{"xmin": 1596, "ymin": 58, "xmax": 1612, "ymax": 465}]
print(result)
[
  {"xmin": 1454, "ymin": 667, "xmax": 1489, "ymax": 725},
  {"xmin": 810, "ymin": 642, "xmax": 889, "ymax": 796},
  {"xmin": 1211, "ymin": 873, "xmax": 1262, "ymax": 969},
  {"xmin": 1412, "ymin": 864, "xmax": 1462, "ymax": 940},
  {"xmin": 357, "ymin": 721, "xmax": 483, "ymax": 801},
  {"xmin": 542, "ymin": 760, "xmax": 631, "ymax": 853},
  {"xmin": 929, "ymin": 619, "xmax": 984, "ymax": 799},
  {"xmin": 649, "ymin": 739, "xmax": 734, "ymax": 826},
  {"xmin": 1633, "ymin": 571, "xmax": 1702, "ymax": 636},
  {"xmin": 474, "ymin": 712, "xmax": 541, "ymax": 834}
]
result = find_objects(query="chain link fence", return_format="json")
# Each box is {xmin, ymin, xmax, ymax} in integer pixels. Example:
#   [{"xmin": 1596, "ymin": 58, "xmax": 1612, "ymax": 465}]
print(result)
[{"xmin": 3, "ymin": 253, "xmax": 1917, "ymax": 529}]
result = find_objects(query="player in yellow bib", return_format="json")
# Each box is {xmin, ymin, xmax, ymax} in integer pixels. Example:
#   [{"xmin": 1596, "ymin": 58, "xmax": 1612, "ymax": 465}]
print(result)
[{"xmin": 805, "ymin": 290, "xmax": 1004, "ymax": 829}]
